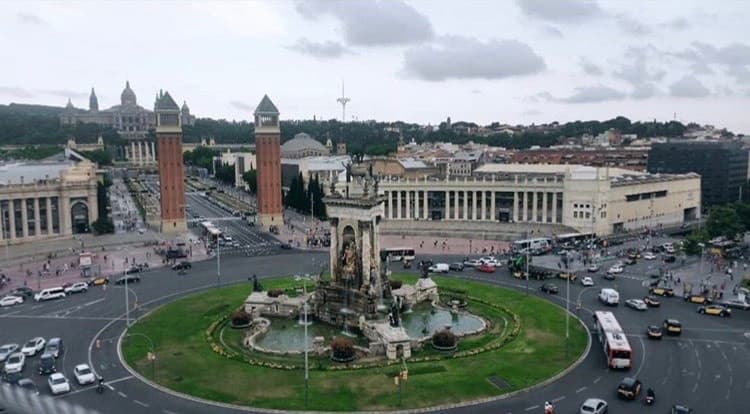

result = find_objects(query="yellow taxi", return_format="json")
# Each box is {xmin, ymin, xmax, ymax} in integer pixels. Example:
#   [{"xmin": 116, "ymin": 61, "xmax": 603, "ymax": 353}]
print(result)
[
  {"xmin": 663, "ymin": 318, "xmax": 682, "ymax": 335},
  {"xmin": 697, "ymin": 305, "xmax": 731, "ymax": 317},
  {"xmin": 557, "ymin": 272, "xmax": 577, "ymax": 281},
  {"xmin": 684, "ymin": 295, "xmax": 710, "ymax": 304},
  {"xmin": 649, "ymin": 287, "xmax": 675, "ymax": 297},
  {"xmin": 88, "ymin": 276, "xmax": 110, "ymax": 286}
]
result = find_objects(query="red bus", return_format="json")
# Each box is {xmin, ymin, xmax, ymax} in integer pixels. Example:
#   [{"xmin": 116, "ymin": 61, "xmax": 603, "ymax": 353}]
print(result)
[{"xmin": 593, "ymin": 311, "xmax": 632, "ymax": 369}]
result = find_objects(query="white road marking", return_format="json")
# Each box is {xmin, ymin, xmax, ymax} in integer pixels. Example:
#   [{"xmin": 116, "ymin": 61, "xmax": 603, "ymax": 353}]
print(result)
[
  {"xmin": 163, "ymin": 410, "xmax": 178, "ymax": 414},
  {"xmin": 593, "ymin": 376, "xmax": 601, "ymax": 384},
  {"xmin": 524, "ymin": 405, "xmax": 539, "ymax": 411},
  {"xmin": 719, "ymin": 348, "xmax": 734, "ymax": 400},
  {"xmin": 119, "ymin": 392, "xmax": 128, "ymax": 398},
  {"xmin": 551, "ymin": 396, "xmax": 565, "ymax": 403},
  {"xmin": 133, "ymin": 399, "xmax": 150, "ymax": 407},
  {"xmin": 576, "ymin": 386, "xmax": 587, "ymax": 393},
  {"xmin": 632, "ymin": 336, "xmax": 647, "ymax": 378},
  {"xmin": 691, "ymin": 340, "xmax": 701, "ymax": 393}
]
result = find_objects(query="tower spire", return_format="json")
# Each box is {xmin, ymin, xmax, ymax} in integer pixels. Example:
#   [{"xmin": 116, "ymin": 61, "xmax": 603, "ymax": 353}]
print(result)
[{"xmin": 336, "ymin": 81, "xmax": 351, "ymax": 123}]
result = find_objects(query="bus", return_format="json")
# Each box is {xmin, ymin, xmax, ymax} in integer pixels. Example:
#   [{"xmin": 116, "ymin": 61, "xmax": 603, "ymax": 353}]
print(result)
[
  {"xmin": 554, "ymin": 232, "xmax": 596, "ymax": 247},
  {"xmin": 511, "ymin": 238, "xmax": 552, "ymax": 254},
  {"xmin": 380, "ymin": 247, "xmax": 416, "ymax": 262},
  {"xmin": 200, "ymin": 221, "xmax": 223, "ymax": 242},
  {"xmin": 593, "ymin": 311, "xmax": 632, "ymax": 369}
]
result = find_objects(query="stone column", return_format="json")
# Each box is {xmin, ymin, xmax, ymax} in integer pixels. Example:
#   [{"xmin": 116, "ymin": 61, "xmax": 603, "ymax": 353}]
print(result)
[
  {"xmin": 405, "ymin": 191, "xmax": 411, "ymax": 219},
  {"xmin": 396, "ymin": 190, "xmax": 402, "ymax": 219},
  {"xmin": 144, "ymin": 141, "xmax": 151, "ymax": 162},
  {"xmin": 387, "ymin": 191, "xmax": 392, "ymax": 219},
  {"xmin": 531, "ymin": 192, "xmax": 538, "ymax": 223},
  {"xmin": 361, "ymin": 224, "xmax": 371, "ymax": 288},
  {"xmin": 490, "ymin": 191, "xmax": 496, "ymax": 221},
  {"xmin": 470, "ymin": 191, "xmax": 476, "ymax": 220},
  {"xmin": 20, "ymin": 199, "xmax": 28, "ymax": 238},
  {"xmin": 151, "ymin": 142, "xmax": 156, "ymax": 161},
  {"xmin": 552, "ymin": 193, "xmax": 558, "ymax": 224},
  {"xmin": 33, "ymin": 198, "xmax": 40, "ymax": 237},
  {"xmin": 444, "ymin": 190, "xmax": 449, "ymax": 220},
  {"xmin": 8, "ymin": 200, "xmax": 16, "ymax": 240},
  {"xmin": 512, "ymin": 192, "xmax": 518, "ymax": 222},
  {"xmin": 423, "ymin": 191, "xmax": 429, "ymax": 219},
  {"xmin": 454, "ymin": 191, "xmax": 459, "ymax": 220},
  {"xmin": 88, "ymin": 193, "xmax": 98, "ymax": 224},
  {"xmin": 61, "ymin": 197, "xmax": 72, "ymax": 235},
  {"xmin": 130, "ymin": 142, "xmax": 135, "ymax": 162},
  {"xmin": 45, "ymin": 198, "xmax": 53, "ymax": 234},
  {"xmin": 522, "ymin": 192, "xmax": 528, "ymax": 222},
  {"xmin": 462, "ymin": 191, "xmax": 468, "ymax": 220},
  {"xmin": 329, "ymin": 222, "xmax": 338, "ymax": 281},
  {"xmin": 542, "ymin": 192, "xmax": 548, "ymax": 223},
  {"xmin": 138, "ymin": 141, "xmax": 144, "ymax": 165}
]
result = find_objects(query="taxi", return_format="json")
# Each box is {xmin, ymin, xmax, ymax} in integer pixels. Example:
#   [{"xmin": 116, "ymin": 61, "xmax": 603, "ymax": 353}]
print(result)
[
  {"xmin": 646, "ymin": 325, "xmax": 663, "ymax": 339},
  {"xmin": 684, "ymin": 295, "xmax": 710, "ymax": 304},
  {"xmin": 643, "ymin": 296, "xmax": 661, "ymax": 307},
  {"xmin": 697, "ymin": 304, "xmax": 731, "ymax": 317},
  {"xmin": 88, "ymin": 276, "xmax": 109, "ymax": 286},
  {"xmin": 649, "ymin": 287, "xmax": 675, "ymax": 297},
  {"xmin": 617, "ymin": 376, "xmax": 642, "ymax": 400},
  {"xmin": 512, "ymin": 271, "xmax": 528, "ymax": 279},
  {"xmin": 663, "ymin": 318, "xmax": 682, "ymax": 335},
  {"xmin": 557, "ymin": 272, "xmax": 577, "ymax": 281}
]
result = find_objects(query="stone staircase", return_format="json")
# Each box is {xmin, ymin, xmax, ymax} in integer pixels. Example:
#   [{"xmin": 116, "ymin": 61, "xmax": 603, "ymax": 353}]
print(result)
[{"xmin": 379, "ymin": 220, "xmax": 574, "ymax": 241}]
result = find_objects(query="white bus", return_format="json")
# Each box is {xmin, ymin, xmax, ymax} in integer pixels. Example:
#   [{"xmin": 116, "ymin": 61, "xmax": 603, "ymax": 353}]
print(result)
[
  {"xmin": 380, "ymin": 247, "xmax": 416, "ymax": 262},
  {"xmin": 554, "ymin": 232, "xmax": 595, "ymax": 247},
  {"xmin": 593, "ymin": 311, "xmax": 632, "ymax": 369},
  {"xmin": 511, "ymin": 238, "xmax": 552, "ymax": 254}
]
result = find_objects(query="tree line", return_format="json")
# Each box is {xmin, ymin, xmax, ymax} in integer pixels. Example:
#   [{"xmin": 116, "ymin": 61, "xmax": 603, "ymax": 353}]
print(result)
[{"xmin": 284, "ymin": 172, "xmax": 327, "ymax": 219}]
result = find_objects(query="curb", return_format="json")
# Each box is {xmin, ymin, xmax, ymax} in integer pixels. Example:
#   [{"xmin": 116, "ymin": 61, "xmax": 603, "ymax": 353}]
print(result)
[{"xmin": 115, "ymin": 277, "xmax": 593, "ymax": 414}]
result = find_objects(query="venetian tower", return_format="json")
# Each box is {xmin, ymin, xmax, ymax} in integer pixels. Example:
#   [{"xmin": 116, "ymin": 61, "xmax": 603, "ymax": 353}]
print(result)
[
  {"xmin": 254, "ymin": 95, "xmax": 283, "ymax": 228},
  {"xmin": 155, "ymin": 90, "xmax": 187, "ymax": 234}
]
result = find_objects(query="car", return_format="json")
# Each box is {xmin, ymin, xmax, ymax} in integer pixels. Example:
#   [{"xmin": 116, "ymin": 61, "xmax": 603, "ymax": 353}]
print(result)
[
  {"xmin": 0, "ymin": 295, "xmax": 23, "ymax": 307},
  {"xmin": 642, "ymin": 252, "xmax": 656, "ymax": 260},
  {"xmin": 643, "ymin": 296, "xmax": 661, "ymax": 307},
  {"xmin": 671, "ymin": 405, "xmax": 694, "ymax": 414},
  {"xmin": 64, "ymin": 282, "xmax": 89, "ymax": 294},
  {"xmin": 449, "ymin": 263, "xmax": 464, "ymax": 271},
  {"xmin": 47, "ymin": 372, "xmax": 70, "ymax": 395},
  {"xmin": 646, "ymin": 325, "xmax": 663, "ymax": 339},
  {"xmin": 478, "ymin": 256, "xmax": 498, "ymax": 266},
  {"xmin": 224, "ymin": 235, "xmax": 233, "ymax": 242},
  {"xmin": 17, "ymin": 377, "xmax": 39, "ymax": 394},
  {"xmin": 3, "ymin": 352, "xmax": 25, "ymax": 374},
  {"xmin": 587, "ymin": 264, "xmax": 600, "ymax": 273},
  {"xmin": 476, "ymin": 264, "xmax": 496, "ymax": 273},
  {"xmin": 428, "ymin": 263, "xmax": 450, "ymax": 273},
  {"xmin": 171, "ymin": 261, "xmax": 192, "ymax": 271},
  {"xmin": 512, "ymin": 270, "xmax": 528, "ymax": 279},
  {"xmin": 607, "ymin": 265, "xmax": 624, "ymax": 274},
  {"xmin": 1, "ymin": 370, "xmax": 23, "ymax": 385},
  {"xmin": 279, "ymin": 243, "xmax": 292, "ymax": 250},
  {"xmin": 73, "ymin": 363, "xmax": 96, "ymax": 385},
  {"xmin": 649, "ymin": 287, "xmax": 675, "ymax": 297},
  {"xmin": 115, "ymin": 274, "xmax": 141, "ymax": 285},
  {"xmin": 463, "ymin": 259, "xmax": 482, "ymax": 268},
  {"xmin": 125, "ymin": 266, "xmax": 142, "ymax": 275},
  {"xmin": 9, "ymin": 287, "xmax": 34, "ymax": 298},
  {"xmin": 0, "ymin": 344, "xmax": 19, "ymax": 362},
  {"xmin": 684, "ymin": 294, "xmax": 710, "ymax": 304},
  {"xmin": 624, "ymin": 257, "xmax": 637, "ymax": 265},
  {"xmin": 698, "ymin": 304, "xmax": 732, "ymax": 317},
  {"xmin": 603, "ymin": 272, "xmax": 616, "ymax": 280},
  {"xmin": 20, "ymin": 337, "xmax": 45, "ymax": 357},
  {"xmin": 664, "ymin": 254, "xmax": 676, "ymax": 263},
  {"xmin": 718, "ymin": 299, "xmax": 750, "ymax": 311},
  {"xmin": 579, "ymin": 397, "xmax": 608, "ymax": 414},
  {"xmin": 663, "ymin": 318, "xmax": 682, "ymax": 335},
  {"xmin": 616, "ymin": 376, "xmax": 642, "ymax": 400},
  {"xmin": 646, "ymin": 269, "xmax": 661, "ymax": 279},
  {"xmin": 88, "ymin": 276, "xmax": 109, "ymax": 286},
  {"xmin": 581, "ymin": 277, "xmax": 594, "ymax": 286},
  {"xmin": 558, "ymin": 272, "xmax": 577, "ymax": 281},
  {"xmin": 540, "ymin": 283, "xmax": 559, "ymax": 294},
  {"xmin": 625, "ymin": 299, "xmax": 647, "ymax": 311}
]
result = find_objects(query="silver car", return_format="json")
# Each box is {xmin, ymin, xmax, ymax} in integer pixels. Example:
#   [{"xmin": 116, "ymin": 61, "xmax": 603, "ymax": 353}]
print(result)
[{"xmin": 580, "ymin": 398, "xmax": 608, "ymax": 414}]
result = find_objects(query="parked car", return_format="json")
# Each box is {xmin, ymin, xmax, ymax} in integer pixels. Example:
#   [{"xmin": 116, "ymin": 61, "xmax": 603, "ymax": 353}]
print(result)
[
  {"xmin": 477, "ymin": 264, "xmax": 496, "ymax": 273},
  {"xmin": 643, "ymin": 296, "xmax": 661, "ymax": 307},
  {"xmin": 608, "ymin": 264, "xmax": 624, "ymax": 274},
  {"xmin": 646, "ymin": 325, "xmax": 663, "ymax": 339},
  {"xmin": 587, "ymin": 264, "xmax": 600, "ymax": 273},
  {"xmin": 603, "ymin": 272, "xmax": 616, "ymax": 280},
  {"xmin": 625, "ymin": 299, "xmax": 647, "ymax": 311},
  {"xmin": 48, "ymin": 372, "xmax": 71, "ymax": 395},
  {"xmin": 643, "ymin": 252, "xmax": 657, "ymax": 260},
  {"xmin": 540, "ymin": 283, "xmax": 559, "ymax": 294},
  {"xmin": 428, "ymin": 263, "xmax": 450, "ymax": 273},
  {"xmin": 581, "ymin": 277, "xmax": 594, "ymax": 287},
  {"xmin": 9, "ymin": 287, "xmax": 33, "ymax": 298},
  {"xmin": 449, "ymin": 263, "xmax": 464, "ymax": 271},
  {"xmin": 463, "ymin": 259, "xmax": 482, "ymax": 268},
  {"xmin": 125, "ymin": 266, "xmax": 142, "ymax": 275},
  {"xmin": 0, "ymin": 344, "xmax": 19, "ymax": 362},
  {"xmin": 34, "ymin": 287, "xmax": 66, "ymax": 302},
  {"xmin": 684, "ymin": 295, "xmax": 710, "ymax": 304},
  {"xmin": 3, "ymin": 352, "xmax": 25, "ymax": 374},
  {"xmin": 64, "ymin": 282, "xmax": 89, "ymax": 294},
  {"xmin": 616, "ymin": 376, "xmax": 642, "ymax": 400},
  {"xmin": 697, "ymin": 304, "xmax": 731, "ymax": 317},
  {"xmin": 0, "ymin": 295, "xmax": 23, "ymax": 307},
  {"xmin": 279, "ymin": 243, "xmax": 292, "ymax": 250},
  {"xmin": 73, "ymin": 363, "xmax": 96, "ymax": 385},
  {"xmin": 88, "ymin": 276, "xmax": 109, "ymax": 286},
  {"xmin": 478, "ymin": 256, "xmax": 498, "ymax": 266},
  {"xmin": 115, "ymin": 274, "xmax": 141, "ymax": 285},
  {"xmin": 171, "ymin": 261, "xmax": 192, "ymax": 271},
  {"xmin": 20, "ymin": 337, "xmax": 45, "ymax": 357},
  {"xmin": 579, "ymin": 398, "xmax": 608, "ymax": 414}
]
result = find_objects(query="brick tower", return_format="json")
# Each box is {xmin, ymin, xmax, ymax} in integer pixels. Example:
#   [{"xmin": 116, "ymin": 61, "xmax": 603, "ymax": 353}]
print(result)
[
  {"xmin": 254, "ymin": 95, "xmax": 283, "ymax": 228},
  {"xmin": 155, "ymin": 91, "xmax": 187, "ymax": 234}
]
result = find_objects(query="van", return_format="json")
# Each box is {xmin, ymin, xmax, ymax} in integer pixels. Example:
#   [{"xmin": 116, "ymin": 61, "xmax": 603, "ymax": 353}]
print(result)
[
  {"xmin": 44, "ymin": 338, "xmax": 64, "ymax": 358},
  {"xmin": 599, "ymin": 288, "xmax": 620, "ymax": 306},
  {"xmin": 34, "ymin": 287, "xmax": 66, "ymax": 302},
  {"xmin": 428, "ymin": 263, "xmax": 450, "ymax": 273}
]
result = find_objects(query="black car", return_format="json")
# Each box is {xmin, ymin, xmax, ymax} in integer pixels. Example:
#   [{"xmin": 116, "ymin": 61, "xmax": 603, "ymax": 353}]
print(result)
[
  {"xmin": 1, "ymin": 371, "xmax": 23, "ymax": 385},
  {"xmin": 540, "ymin": 283, "xmax": 559, "ymax": 294},
  {"xmin": 664, "ymin": 254, "xmax": 677, "ymax": 263},
  {"xmin": 617, "ymin": 376, "xmax": 642, "ymax": 400},
  {"xmin": 38, "ymin": 352, "xmax": 56, "ymax": 375},
  {"xmin": 115, "ymin": 274, "xmax": 141, "ymax": 285},
  {"xmin": 10, "ymin": 287, "xmax": 34, "ymax": 298},
  {"xmin": 171, "ymin": 261, "xmax": 192, "ymax": 271},
  {"xmin": 125, "ymin": 266, "xmax": 141, "ymax": 275},
  {"xmin": 449, "ymin": 263, "xmax": 464, "ymax": 271},
  {"xmin": 646, "ymin": 325, "xmax": 663, "ymax": 339},
  {"xmin": 603, "ymin": 272, "xmax": 616, "ymax": 280},
  {"xmin": 17, "ymin": 378, "xmax": 38, "ymax": 394},
  {"xmin": 279, "ymin": 243, "xmax": 292, "ymax": 250}
]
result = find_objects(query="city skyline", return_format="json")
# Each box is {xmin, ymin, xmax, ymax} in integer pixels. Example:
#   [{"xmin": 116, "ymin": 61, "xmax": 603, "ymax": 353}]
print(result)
[{"xmin": 1, "ymin": 1, "xmax": 749, "ymax": 133}]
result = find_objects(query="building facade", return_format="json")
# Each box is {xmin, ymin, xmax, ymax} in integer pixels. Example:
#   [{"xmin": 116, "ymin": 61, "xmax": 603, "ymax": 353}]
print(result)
[
  {"xmin": 155, "ymin": 91, "xmax": 187, "ymax": 234},
  {"xmin": 377, "ymin": 164, "xmax": 700, "ymax": 236},
  {"xmin": 0, "ymin": 156, "xmax": 98, "ymax": 244},
  {"xmin": 254, "ymin": 95, "xmax": 283, "ymax": 228},
  {"xmin": 648, "ymin": 140, "xmax": 749, "ymax": 206}
]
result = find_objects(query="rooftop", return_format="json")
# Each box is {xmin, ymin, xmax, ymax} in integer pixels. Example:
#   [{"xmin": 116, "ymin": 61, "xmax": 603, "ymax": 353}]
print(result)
[
  {"xmin": 0, "ymin": 161, "xmax": 73, "ymax": 185},
  {"xmin": 281, "ymin": 133, "xmax": 329, "ymax": 154}
]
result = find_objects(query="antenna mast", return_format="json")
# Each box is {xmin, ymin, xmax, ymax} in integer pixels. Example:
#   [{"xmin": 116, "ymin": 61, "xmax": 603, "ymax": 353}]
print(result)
[{"xmin": 336, "ymin": 82, "xmax": 351, "ymax": 122}]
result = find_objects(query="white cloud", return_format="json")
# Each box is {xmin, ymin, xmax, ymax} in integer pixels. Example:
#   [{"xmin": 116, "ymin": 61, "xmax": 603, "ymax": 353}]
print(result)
[
  {"xmin": 0, "ymin": 86, "xmax": 34, "ymax": 98},
  {"xmin": 579, "ymin": 57, "xmax": 603, "ymax": 76},
  {"xmin": 17, "ymin": 12, "xmax": 44, "ymax": 25},
  {"xmin": 517, "ymin": 0, "xmax": 603, "ymax": 23},
  {"xmin": 558, "ymin": 85, "xmax": 626, "ymax": 103},
  {"xmin": 669, "ymin": 75, "xmax": 710, "ymax": 98},
  {"xmin": 402, "ymin": 36, "xmax": 545, "ymax": 81},
  {"xmin": 230, "ymin": 101, "xmax": 253, "ymax": 111},
  {"xmin": 287, "ymin": 39, "xmax": 351, "ymax": 59}
]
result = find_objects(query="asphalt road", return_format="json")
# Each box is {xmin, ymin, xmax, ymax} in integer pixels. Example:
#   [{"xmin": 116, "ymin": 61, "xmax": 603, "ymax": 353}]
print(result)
[{"xmin": 1, "ymin": 249, "xmax": 749, "ymax": 414}]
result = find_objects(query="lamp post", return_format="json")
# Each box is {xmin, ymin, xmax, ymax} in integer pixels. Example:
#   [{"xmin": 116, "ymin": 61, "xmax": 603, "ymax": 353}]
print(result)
[
  {"xmin": 296, "ymin": 272, "xmax": 315, "ymax": 408},
  {"xmin": 565, "ymin": 272, "xmax": 570, "ymax": 359}
]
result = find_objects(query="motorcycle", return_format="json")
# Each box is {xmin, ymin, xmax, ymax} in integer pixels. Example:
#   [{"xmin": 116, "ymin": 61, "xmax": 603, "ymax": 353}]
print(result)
[
  {"xmin": 643, "ymin": 388, "xmax": 655, "ymax": 406},
  {"xmin": 96, "ymin": 377, "xmax": 105, "ymax": 394}
]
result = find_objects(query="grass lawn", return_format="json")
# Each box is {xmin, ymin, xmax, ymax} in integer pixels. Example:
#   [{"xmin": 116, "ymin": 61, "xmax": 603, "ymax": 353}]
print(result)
[{"xmin": 123, "ymin": 275, "xmax": 587, "ymax": 411}]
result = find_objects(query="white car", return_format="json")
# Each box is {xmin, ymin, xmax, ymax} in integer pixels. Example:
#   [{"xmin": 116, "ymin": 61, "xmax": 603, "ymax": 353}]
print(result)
[
  {"xmin": 643, "ymin": 252, "xmax": 656, "ymax": 260},
  {"xmin": 463, "ymin": 259, "xmax": 482, "ymax": 268},
  {"xmin": 478, "ymin": 256, "xmax": 498, "ymax": 266},
  {"xmin": 64, "ymin": 282, "xmax": 89, "ymax": 294},
  {"xmin": 580, "ymin": 397, "xmax": 608, "ymax": 414},
  {"xmin": 608, "ymin": 265, "xmax": 624, "ymax": 274},
  {"xmin": 3, "ymin": 352, "xmax": 25, "ymax": 374},
  {"xmin": 48, "ymin": 372, "xmax": 71, "ymax": 395},
  {"xmin": 625, "ymin": 298, "xmax": 648, "ymax": 311},
  {"xmin": 581, "ymin": 277, "xmax": 595, "ymax": 287},
  {"xmin": 73, "ymin": 363, "xmax": 96, "ymax": 385},
  {"xmin": 0, "ymin": 344, "xmax": 19, "ymax": 362},
  {"xmin": 21, "ymin": 337, "xmax": 46, "ymax": 357},
  {"xmin": 0, "ymin": 295, "xmax": 23, "ymax": 307}
]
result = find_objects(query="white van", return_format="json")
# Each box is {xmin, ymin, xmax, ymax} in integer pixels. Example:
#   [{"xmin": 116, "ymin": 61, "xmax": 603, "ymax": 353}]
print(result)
[
  {"xmin": 428, "ymin": 263, "xmax": 450, "ymax": 273},
  {"xmin": 598, "ymin": 288, "xmax": 620, "ymax": 306},
  {"xmin": 34, "ymin": 287, "xmax": 66, "ymax": 302}
]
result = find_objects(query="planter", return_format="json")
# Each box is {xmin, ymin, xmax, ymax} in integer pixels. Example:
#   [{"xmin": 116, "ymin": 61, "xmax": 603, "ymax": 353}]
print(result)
[{"xmin": 431, "ymin": 342, "xmax": 458, "ymax": 352}]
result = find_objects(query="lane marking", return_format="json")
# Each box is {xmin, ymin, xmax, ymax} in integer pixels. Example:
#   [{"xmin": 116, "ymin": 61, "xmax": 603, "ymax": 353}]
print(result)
[
  {"xmin": 719, "ymin": 348, "xmax": 734, "ymax": 400},
  {"xmin": 163, "ymin": 410, "xmax": 178, "ymax": 414},
  {"xmin": 593, "ymin": 376, "xmax": 601, "ymax": 384},
  {"xmin": 632, "ymin": 335, "xmax": 647, "ymax": 378},
  {"xmin": 551, "ymin": 396, "xmax": 565, "ymax": 403},
  {"xmin": 691, "ymin": 340, "xmax": 701, "ymax": 394},
  {"xmin": 524, "ymin": 405, "xmax": 539, "ymax": 411},
  {"xmin": 133, "ymin": 399, "xmax": 150, "ymax": 407},
  {"xmin": 576, "ymin": 386, "xmax": 587, "ymax": 393}
]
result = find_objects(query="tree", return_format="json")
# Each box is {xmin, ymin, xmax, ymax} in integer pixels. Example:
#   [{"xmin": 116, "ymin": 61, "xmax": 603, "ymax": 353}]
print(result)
[
  {"xmin": 704, "ymin": 205, "xmax": 743, "ymax": 239},
  {"xmin": 284, "ymin": 172, "xmax": 309, "ymax": 212},
  {"xmin": 241, "ymin": 168, "xmax": 257, "ymax": 194},
  {"xmin": 215, "ymin": 162, "xmax": 235, "ymax": 186},
  {"xmin": 80, "ymin": 149, "xmax": 113, "ymax": 166},
  {"xmin": 183, "ymin": 146, "xmax": 219, "ymax": 170},
  {"xmin": 92, "ymin": 177, "xmax": 115, "ymax": 234}
]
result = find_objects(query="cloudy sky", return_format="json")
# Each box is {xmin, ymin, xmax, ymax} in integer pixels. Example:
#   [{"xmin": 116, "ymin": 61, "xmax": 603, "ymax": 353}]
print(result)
[{"xmin": 1, "ymin": 0, "xmax": 749, "ymax": 133}]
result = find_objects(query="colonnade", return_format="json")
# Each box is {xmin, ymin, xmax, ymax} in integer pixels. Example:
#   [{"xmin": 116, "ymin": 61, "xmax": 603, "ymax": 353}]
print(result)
[
  {"xmin": 0, "ymin": 194, "xmax": 96, "ymax": 242},
  {"xmin": 124, "ymin": 141, "xmax": 157, "ymax": 165}
]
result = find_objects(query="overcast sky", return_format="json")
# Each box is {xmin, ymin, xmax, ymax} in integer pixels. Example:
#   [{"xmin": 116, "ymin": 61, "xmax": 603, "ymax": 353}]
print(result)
[{"xmin": 1, "ymin": 0, "xmax": 749, "ymax": 133}]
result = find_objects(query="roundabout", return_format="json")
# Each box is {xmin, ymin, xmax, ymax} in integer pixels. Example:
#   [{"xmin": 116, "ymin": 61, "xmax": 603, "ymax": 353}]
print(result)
[{"xmin": 120, "ymin": 275, "xmax": 588, "ymax": 411}]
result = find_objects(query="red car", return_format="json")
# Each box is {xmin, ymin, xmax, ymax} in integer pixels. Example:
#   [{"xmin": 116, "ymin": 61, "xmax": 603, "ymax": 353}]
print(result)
[{"xmin": 477, "ymin": 264, "xmax": 495, "ymax": 273}]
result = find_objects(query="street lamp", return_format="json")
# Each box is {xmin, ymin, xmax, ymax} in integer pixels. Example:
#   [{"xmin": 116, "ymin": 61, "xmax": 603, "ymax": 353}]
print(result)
[{"xmin": 295, "ymin": 272, "xmax": 316, "ymax": 408}]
